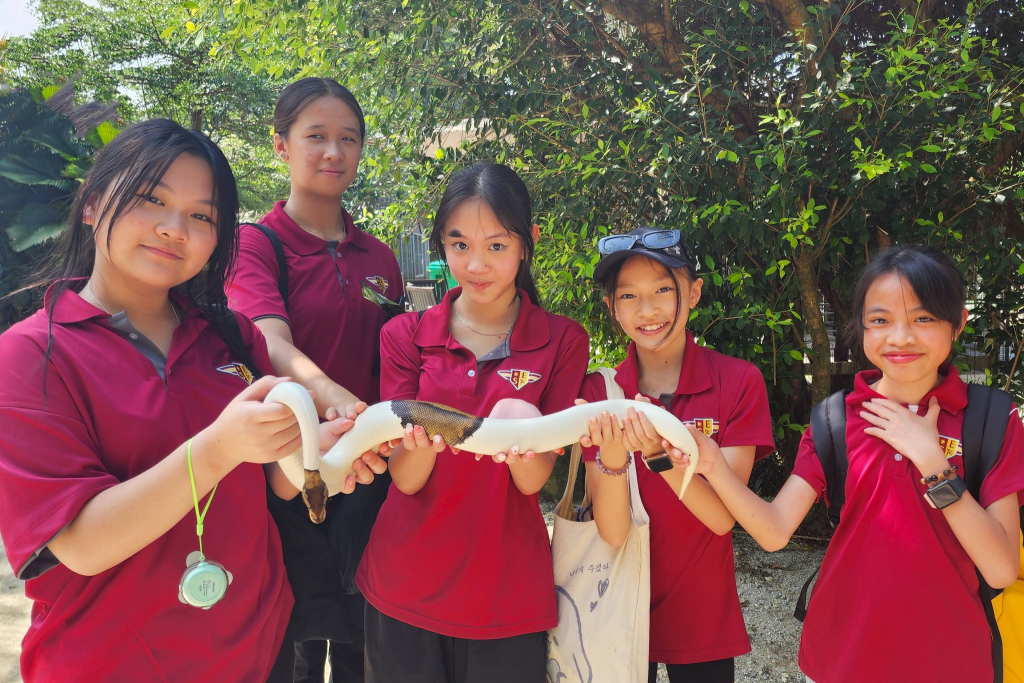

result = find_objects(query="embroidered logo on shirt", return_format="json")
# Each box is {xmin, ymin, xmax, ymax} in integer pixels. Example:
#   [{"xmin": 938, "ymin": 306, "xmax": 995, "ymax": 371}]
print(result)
[
  {"xmin": 938, "ymin": 435, "xmax": 962, "ymax": 459},
  {"xmin": 217, "ymin": 363, "xmax": 254, "ymax": 385},
  {"xmin": 365, "ymin": 276, "xmax": 389, "ymax": 294},
  {"xmin": 498, "ymin": 369, "xmax": 542, "ymax": 390},
  {"xmin": 684, "ymin": 418, "xmax": 720, "ymax": 436}
]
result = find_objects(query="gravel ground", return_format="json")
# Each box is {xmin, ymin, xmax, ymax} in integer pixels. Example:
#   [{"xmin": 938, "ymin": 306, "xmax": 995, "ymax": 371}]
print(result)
[{"xmin": 0, "ymin": 510, "xmax": 824, "ymax": 683}]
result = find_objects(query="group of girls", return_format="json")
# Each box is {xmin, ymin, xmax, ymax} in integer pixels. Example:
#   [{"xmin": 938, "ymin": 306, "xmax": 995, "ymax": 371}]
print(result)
[{"xmin": 0, "ymin": 74, "xmax": 1020, "ymax": 683}]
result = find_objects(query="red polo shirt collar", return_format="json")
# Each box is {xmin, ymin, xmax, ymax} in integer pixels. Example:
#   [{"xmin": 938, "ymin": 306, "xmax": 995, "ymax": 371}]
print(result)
[
  {"xmin": 263, "ymin": 201, "xmax": 369, "ymax": 256},
  {"xmin": 846, "ymin": 365, "xmax": 968, "ymax": 416},
  {"xmin": 412, "ymin": 287, "xmax": 551, "ymax": 352},
  {"xmin": 614, "ymin": 330, "xmax": 713, "ymax": 399},
  {"xmin": 45, "ymin": 281, "xmax": 202, "ymax": 326}
]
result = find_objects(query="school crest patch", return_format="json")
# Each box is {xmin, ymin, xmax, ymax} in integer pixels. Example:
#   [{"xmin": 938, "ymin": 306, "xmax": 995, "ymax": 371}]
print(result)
[
  {"xmin": 938, "ymin": 435, "xmax": 963, "ymax": 459},
  {"xmin": 365, "ymin": 276, "xmax": 389, "ymax": 294},
  {"xmin": 498, "ymin": 369, "xmax": 542, "ymax": 390},
  {"xmin": 217, "ymin": 363, "xmax": 254, "ymax": 386},
  {"xmin": 684, "ymin": 418, "xmax": 720, "ymax": 436}
]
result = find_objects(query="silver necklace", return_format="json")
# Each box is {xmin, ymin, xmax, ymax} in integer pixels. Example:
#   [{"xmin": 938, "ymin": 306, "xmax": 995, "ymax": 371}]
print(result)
[
  {"xmin": 85, "ymin": 283, "xmax": 181, "ymax": 326},
  {"xmin": 452, "ymin": 299, "xmax": 515, "ymax": 338}
]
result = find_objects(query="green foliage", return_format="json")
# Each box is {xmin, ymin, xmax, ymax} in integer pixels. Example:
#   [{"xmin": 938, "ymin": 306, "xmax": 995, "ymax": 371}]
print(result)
[
  {"xmin": 209, "ymin": 0, "xmax": 1024, "ymax": 513},
  {"xmin": 4, "ymin": 0, "xmax": 289, "ymax": 215},
  {"xmin": 0, "ymin": 88, "xmax": 100, "ymax": 323}
]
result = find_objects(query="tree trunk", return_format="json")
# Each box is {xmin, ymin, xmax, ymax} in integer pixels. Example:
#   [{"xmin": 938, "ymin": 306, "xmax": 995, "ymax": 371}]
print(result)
[
  {"xmin": 796, "ymin": 249, "xmax": 832, "ymax": 405},
  {"xmin": 190, "ymin": 110, "xmax": 202, "ymax": 131}
]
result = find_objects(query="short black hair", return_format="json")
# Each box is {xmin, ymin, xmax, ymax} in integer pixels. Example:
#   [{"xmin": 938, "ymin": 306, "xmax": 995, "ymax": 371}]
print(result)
[{"xmin": 845, "ymin": 245, "xmax": 966, "ymax": 352}]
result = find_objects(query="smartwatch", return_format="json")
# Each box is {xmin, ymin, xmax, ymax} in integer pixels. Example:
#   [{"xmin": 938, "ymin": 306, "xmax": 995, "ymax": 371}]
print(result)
[
  {"xmin": 642, "ymin": 452, "xmax": 674, "ymax": 473},
  {"xmin": 924, "ymin": 475, "xmax": 968, "ymax": 509}
]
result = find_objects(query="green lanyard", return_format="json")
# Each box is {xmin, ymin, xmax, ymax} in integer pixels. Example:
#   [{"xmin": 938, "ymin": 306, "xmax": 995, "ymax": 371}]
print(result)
[{"xmin": 186, "ymin": 438, "xmax": 217, "ymax": 558}]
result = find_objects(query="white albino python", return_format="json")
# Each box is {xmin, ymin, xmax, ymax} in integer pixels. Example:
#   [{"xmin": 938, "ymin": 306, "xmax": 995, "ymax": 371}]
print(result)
[{"xmin": 265, "ymin": 382, "xmax": 699, "ymax": 523}]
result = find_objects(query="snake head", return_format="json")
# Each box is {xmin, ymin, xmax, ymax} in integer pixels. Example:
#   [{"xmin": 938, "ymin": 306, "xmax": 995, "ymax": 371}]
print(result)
[{"xmin": 301, "ymin": 469, "xmax": 329, "ymax": 524}]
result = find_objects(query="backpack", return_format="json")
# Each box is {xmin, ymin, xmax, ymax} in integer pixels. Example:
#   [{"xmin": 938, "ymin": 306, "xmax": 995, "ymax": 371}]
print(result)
[
  {"xmin": 240, "ymin": 223, "xmax": 289, "ymax": 310},
  {"xmin": 794, "ymin": 384, "xmax": 1024, "ymax": 683}
]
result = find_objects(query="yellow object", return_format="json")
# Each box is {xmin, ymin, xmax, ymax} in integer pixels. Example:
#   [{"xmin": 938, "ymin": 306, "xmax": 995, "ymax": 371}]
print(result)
[{"xmin": 992, "ymin": 531, "xmax": 1024, "ymax": 683}]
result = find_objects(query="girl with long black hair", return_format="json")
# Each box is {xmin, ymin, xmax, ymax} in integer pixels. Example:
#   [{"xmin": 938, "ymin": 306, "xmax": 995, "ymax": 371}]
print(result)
[
  {"xmin": 0, "ymin": 119, "xmax": 384, "ymax": 682},
  {"xmin": 356, "ymin": 162, "xmax": 589, "ymax": 683}
]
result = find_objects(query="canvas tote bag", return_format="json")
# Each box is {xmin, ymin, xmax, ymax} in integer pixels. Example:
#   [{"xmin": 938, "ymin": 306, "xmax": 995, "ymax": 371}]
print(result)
[{"xmin": 546, "ymin": 367, "xmax": 651, "ymax": 683}]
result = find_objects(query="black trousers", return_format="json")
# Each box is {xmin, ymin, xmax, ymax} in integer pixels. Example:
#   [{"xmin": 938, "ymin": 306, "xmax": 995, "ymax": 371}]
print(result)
[
  {"xmin": 364, "ymin": 602, "xmax": 546, "ymax": 683},
  {"xmin": 294, "ymin": 637, "xmax": 364, "ymax": 683},
  {"xmin": 648, "ymin": 658, "xmax": 735, "ymax": 683}
]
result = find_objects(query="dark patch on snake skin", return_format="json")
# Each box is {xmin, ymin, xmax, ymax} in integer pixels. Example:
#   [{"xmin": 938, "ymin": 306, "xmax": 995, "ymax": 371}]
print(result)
[
  {"xmin": 390, "ymin": 401, "xmax": 484, "ymax": 447},
  {"xmin": 302, "ymin": 469, "xmax": 328, "ymax": 524}
]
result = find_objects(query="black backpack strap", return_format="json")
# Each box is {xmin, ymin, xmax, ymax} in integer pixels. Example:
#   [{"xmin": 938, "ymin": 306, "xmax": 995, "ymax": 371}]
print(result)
[
  {"xmin": 962, "ymin": 383, "xmax": 1013, "ymax": 683},
  {"xmin": 962, "ymin": 384, "xmax": 1012, "ymax": 501},
  {"xmin": 795, "ymin": 389, "xmax": 849, "ymax": 622},
  {"xmin": 811, "ymin": 390, "xmax": 850, "ymax": 528},
  {"xmin": 241, "ymin": 222, "xmax": 289, "ymax": 311}
]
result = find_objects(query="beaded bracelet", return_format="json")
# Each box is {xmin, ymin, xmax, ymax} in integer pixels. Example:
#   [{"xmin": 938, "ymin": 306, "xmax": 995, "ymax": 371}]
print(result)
[
  {"xmin": 595, "ymin": 451, "xmax": 632, "ymax": 476},
  {"xmin": 920, "ymin": 464, "xmax": 959, "ymax": 486}
]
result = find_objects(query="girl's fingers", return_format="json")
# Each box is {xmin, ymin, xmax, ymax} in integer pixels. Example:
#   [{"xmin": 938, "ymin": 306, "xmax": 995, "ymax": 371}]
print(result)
[
  {"xmin": 574, "ymin": 398, "xmax": 588, "ymax": 406},
  {"xmin": 236, "ymin": 375, "xmax": 292, "ymax": 403},
  {"xmin": 636, "ymin": 411, "xmax": 658, "ymax": 441},
  {"xmin": 858, "ymin": 411, "xmax": 889, "ymax": 427},
  {"xmin": 402, "ymin": 424, "xmax": 417, "ymax": 450},
  {"xmin": 360, "ymin": 451, "xmax": 389, "ymax": 474},
  {"xmin": 580, "ymin": 435, "xmax": 593, "ymax": 448},
  {"xmin": 350, "ymin": 458, "xmax": 377, "ymax": 484}
]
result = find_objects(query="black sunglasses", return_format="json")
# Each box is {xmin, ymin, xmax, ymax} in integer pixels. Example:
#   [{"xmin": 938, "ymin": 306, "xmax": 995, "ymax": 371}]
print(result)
[{"xmin": 598, "ymin": 229, "xmax": 682, "ymax": 255}]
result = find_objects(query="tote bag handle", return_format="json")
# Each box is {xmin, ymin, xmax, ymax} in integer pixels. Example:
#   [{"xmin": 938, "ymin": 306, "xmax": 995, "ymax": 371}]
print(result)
[{"xmin": 555, "ymin": 368, "xmax": 625, "ymax": 521}]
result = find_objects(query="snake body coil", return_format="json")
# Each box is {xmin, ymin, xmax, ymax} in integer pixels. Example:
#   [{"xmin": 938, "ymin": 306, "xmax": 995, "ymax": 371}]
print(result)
[{"xmin": 265, "ymin": 382, "xmax": 699, "ymax": 523}]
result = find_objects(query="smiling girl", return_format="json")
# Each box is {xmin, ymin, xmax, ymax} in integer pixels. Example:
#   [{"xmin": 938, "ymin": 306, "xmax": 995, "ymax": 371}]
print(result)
[
  {"xmin": 0, "ymin": 120, "xmax": 383, "ymax": 683},
  {"xmin": 578, "ymin": 227, "xmax": 775, "ymax": 683},
  {"xmin": 685, "ymin": 246, "xmax": 1024, "ymax": 683},
  {"xmin": 356, "ymin": 163, "xmax": 589, "ymax": 683},
  {"xmin": 226, "ymin": 78, "xmax": 403, "ymax": 681}
]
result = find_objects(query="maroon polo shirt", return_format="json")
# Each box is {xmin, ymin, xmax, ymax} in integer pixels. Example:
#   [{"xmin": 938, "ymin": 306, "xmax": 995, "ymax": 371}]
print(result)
[
  {"xmin": 226, "ymin": 201, "xmax": 403, "ymax": 404},
  {"xmin": 792, "ymin": 369, "xmax": 1024, "ymax": 683},
  {"xmin": 580, "ymin": 332, "xmax": 775, "ymax": 664},
  {"xmin": 356, "ymin": 288, "xmax": 589, "ymax": 638},
  {"xmin": 0, "ymin": 285, "xmax": 292, "ymax": 683}
]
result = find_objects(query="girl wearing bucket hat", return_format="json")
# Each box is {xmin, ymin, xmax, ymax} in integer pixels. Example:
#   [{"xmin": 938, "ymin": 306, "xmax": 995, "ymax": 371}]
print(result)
[{"xmin": 578, "ymin": 227, "xmax": 775, "ymax": 683}]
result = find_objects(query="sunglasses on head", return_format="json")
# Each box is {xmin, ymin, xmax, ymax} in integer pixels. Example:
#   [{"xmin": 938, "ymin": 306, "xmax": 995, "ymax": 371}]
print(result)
[{"xmin": 598, "ymin": 229, "xmax": 683, "ymax": 256}]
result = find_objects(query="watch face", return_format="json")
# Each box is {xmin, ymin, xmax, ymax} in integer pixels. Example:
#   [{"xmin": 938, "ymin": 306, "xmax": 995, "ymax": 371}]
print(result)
[
  {"xmin": 643, "ymin": 453, "xmax": 674, "ymax": 473},
  {"xmin": 925, "ymin": 479, "xmax": 963, "ymax": 510}
]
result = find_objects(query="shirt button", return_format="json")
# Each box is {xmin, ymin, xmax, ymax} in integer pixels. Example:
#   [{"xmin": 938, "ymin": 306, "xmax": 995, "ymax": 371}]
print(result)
[
  {"xmin": 468, "ymin": 370, "xmax": 476, "ymax": 377},
  {"xmin": 894, "ymin": 453, "xmax": 903, "ymax": 461},
  {"xmin": 128, "ymin": 333, "xmax": 139, "ymax": 340}
]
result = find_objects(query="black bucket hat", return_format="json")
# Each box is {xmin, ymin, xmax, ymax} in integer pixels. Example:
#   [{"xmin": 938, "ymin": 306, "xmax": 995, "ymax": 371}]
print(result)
[{"xmin": 593, "ymin": 226, "xmax": 697, "ymax": 283}]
